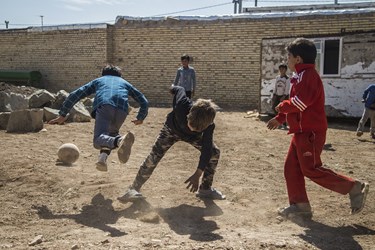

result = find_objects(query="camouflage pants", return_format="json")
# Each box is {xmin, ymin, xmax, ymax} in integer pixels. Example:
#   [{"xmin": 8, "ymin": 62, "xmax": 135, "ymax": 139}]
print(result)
[{"xmin": 131, "ymin": 123, "xmax": 220, "ymax": 191}]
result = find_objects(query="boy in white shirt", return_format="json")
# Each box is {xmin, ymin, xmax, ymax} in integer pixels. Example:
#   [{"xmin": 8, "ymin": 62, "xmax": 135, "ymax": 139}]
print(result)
[{"xmin": 272, "ymin": 63, "xmax": 290, "ymax": 114}]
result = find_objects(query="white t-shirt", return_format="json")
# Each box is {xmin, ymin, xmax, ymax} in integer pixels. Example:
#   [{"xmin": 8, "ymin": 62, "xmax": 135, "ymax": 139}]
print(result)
[{"xmin": 274, "ymin": 75, "xmax": 290, "ymax": 96}]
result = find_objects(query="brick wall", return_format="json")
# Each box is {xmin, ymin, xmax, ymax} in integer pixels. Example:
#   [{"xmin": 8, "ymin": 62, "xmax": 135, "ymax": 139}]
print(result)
[
  {"xmin": 0, "ymin": 27, "xmax": 110, "ymax": 92},
  {"xmin": 1, "ymin": 11, "xmax": 375, "ymax": 109},
  {"xmin": 113, "ymin": 12, "xmax": 375, "ymax": 108}
]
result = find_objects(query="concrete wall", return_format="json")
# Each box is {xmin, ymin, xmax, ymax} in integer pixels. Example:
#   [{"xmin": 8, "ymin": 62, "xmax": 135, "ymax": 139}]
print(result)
[{"xmin": 0, "ymin": 8, "xmax": 375, "ymax": 115}]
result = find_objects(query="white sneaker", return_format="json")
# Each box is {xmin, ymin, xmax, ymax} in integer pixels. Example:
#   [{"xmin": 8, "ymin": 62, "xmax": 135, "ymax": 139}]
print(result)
[
  {"xmin": 117, "ymin": 188, "xmax": 144, "ymax": 203},
  {"xmin": 96, "ymin": 161, "xmax": 108, "ymax": 172},
  {"xmin": 117, "ymin": 132, "xmax": 135, "ymax": 164},
  {"xmin": 196, "ymin": 187, "xmax": 226, "ymax": 200},
  {"xmin": 96, "ymin": 152, "xmax": 108, "ymax": 171},
  {"xmin": 278, "ymin": 204, "xmax": 313, "ymax": 219}
]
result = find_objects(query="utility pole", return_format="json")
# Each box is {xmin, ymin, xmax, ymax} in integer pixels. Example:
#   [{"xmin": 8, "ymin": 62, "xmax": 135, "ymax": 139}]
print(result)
[
  {"xmin": 255, "ymin": 0, "xmax": 258, "ymax": 7},
  {"xmin": 5, "ymin": 20, "xmax": 9, "ymax": 29},
  {"xmin": 233, "ymin": 0, "xmax": 243, "ymax": 14},
  {"xmin": 40, "ymin": 15, "xmax": 44, "ymax": 31},
  {"xmin": 233, "ymin": 0, "xmax": 238, "ymax": 14}
]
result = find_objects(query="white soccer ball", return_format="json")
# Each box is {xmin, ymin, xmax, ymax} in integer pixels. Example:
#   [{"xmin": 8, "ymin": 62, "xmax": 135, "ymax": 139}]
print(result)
[{"xmin": 57, "ymin": 143, "xmax": 80, "ymax": 164}]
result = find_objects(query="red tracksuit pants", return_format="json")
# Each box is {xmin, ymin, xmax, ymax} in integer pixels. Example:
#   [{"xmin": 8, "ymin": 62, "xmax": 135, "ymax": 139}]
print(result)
[{"xmin": 284, "ymin": 131, "xmax": 355, "ymax": 204}]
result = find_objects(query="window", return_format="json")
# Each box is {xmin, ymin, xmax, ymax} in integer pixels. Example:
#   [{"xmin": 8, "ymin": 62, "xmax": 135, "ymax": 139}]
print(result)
[{"xmin": 314, "ymin": 38, "xmax": 342, "ymax": 77}]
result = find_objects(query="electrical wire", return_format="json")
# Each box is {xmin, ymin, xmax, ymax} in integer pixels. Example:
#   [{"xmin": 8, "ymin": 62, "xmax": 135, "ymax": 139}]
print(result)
[{"xmin": 151, "ymin": 2, "xmax": 233, "ymax": 16}]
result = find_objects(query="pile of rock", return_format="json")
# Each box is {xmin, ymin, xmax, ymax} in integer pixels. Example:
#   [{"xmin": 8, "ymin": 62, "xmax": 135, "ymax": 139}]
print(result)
[{"xmin": 0, "ymin": 87, "xmax": 92, "ymax": 133}]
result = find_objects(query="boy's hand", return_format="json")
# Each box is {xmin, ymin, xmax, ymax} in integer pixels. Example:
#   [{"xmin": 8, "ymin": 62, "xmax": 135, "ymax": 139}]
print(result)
[
  {"xmin": 275, "ymin": 103, "xmax": 281, "ymax": 112},
  {"xmin": 267, "ymin": 117, "xmax": 281, "ymax": 130},
  {"xmin": 48, "ymin": 115, "xmax": 67, "ymax": 125},
  {"xmin": 132, "ymin": 120, "xmax": 143, "ymax": 125},
  {"xmin": 184, "ymin": 169, "xmax": 203, "ymax": 193}
]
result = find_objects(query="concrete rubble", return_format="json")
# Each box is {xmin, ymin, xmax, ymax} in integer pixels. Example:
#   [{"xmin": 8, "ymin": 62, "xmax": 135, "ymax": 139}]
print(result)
[{"xmin": 0, "ymin": 83, "xmax": 93, "ymax": 133}]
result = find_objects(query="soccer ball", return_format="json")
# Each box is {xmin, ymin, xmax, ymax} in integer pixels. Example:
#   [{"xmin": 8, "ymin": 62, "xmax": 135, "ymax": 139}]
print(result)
[{"xmin": 57, "ymin": 143, "xmax": 80, "ymax": 164}]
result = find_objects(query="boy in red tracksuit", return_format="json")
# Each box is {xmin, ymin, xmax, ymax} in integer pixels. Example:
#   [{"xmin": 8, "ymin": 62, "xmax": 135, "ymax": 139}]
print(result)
[{"xmin": 267, "ymin": 38, "xmax": 369, "ymax": 219}]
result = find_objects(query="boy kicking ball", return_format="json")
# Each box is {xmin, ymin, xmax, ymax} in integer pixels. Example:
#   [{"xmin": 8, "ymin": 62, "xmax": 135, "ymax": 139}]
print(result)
[
  {"xmin": 118, "ymin": 86, "xmax": 225, "ymax": 202},
  {"xmin": 49, "ymin": 64, "xmax": 148, "ymax": 171}
]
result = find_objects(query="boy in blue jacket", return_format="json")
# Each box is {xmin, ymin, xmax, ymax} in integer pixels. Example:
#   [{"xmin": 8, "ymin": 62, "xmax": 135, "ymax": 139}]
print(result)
[
  {"xmin": 356, "ymin": 84, "xmax": 375, "ymax": 139},
  {"xmin": 49, "ymin": 64, "xmax": 148, "ymax": 171}
]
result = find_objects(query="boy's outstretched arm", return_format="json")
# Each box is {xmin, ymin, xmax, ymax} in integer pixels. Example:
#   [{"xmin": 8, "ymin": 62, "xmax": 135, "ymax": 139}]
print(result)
[
  {"xmin": 48, "ymin": 115, "xmax": 67, "ymax": 125},
  {"xmin": 267, "ymin": 117, "xmax": 281, "ymax": 130},
  {"xmin": 184, "ymin": 169, "xmax": 203, "ymax": 193}
]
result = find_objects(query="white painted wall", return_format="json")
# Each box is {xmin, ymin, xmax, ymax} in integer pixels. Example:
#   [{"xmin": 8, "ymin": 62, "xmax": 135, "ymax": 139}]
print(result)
[{"xmin": 261, "ymin": 36, "xmax": 375, "ymax": 118}]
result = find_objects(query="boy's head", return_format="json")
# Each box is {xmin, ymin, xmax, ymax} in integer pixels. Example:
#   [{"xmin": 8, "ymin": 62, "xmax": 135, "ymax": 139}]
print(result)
[
  {"xmin": 187, "ymin": 99, "xmax": 217, "ymax": 132},
  {"xmin": 181, "ymin": 54, "xmax": 190, "ymax": 67},
  {"xmin": 278, "ymin": 63, "xmax": 288, "ymax": 75},
  {"xmin": 286, "ymin": 38, "xmax": 317, "ymax": 71},
  {"xmin": 102, "ymin": 64, "xmax": 122, "ymax": 77}
]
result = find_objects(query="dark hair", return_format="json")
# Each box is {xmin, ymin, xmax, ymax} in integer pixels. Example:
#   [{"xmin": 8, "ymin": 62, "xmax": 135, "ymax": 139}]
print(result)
[
  {"xmin": 181, "ymin": 54, "xmax": 190, "ymax": 61},
  {"xmin": 278, "ymin": 63, "xmax": 287, "ymax": 70},
  {"xmin": 101, "ymin": 64, "xmax": 122, "ymax": 77},
  {"xmin": 286, "ymin": 38, "xmax": 317, "ymax": 64}
]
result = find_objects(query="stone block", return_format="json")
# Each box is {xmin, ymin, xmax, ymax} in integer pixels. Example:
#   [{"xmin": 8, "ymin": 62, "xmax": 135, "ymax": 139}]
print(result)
[{"xmin": 6, "ymin": 109, "xmax": 44, "ymax": 133}]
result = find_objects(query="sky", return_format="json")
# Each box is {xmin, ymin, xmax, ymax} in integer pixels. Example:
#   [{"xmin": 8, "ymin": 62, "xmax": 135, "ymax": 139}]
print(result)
[{"xmin": 0, "ymin": 0, "xmax": 373, "ymax": 29}]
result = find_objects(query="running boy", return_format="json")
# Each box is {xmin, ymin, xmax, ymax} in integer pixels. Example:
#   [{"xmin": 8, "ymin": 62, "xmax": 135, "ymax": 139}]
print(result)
[
  {"xmin": 267, "ymin": 38, "xmax": 369, "ymax": 219},
  {"xmin": 118, "ymin": 85, "xmax": 225, "ymax": 202},
  {"xmin": 49, "ymin": 64, "xmax": 149, "ymax": 171},
  {"xmin": 172, "ymin": 54, "xmax": 196, "ymax": 98},
  {"xmin": 356, "ymin": 84, "xmax": 375, "ymax": 139}
]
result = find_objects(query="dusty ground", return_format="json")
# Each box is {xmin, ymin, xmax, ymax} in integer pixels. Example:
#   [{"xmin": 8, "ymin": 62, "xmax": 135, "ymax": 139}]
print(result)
[{"xmin": 0, "ymin": 106, "xmax": 374, "ymax": 249}]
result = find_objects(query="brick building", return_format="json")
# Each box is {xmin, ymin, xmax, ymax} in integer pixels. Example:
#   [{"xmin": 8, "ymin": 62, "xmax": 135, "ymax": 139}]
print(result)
[{"xmin": 0, "ymin": 3, "xmax": 374, "ymax": 117}]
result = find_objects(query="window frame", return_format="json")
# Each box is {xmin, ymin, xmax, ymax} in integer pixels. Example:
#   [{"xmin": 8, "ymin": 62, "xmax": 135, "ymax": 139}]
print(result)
[{"xmin": 313, "ymin": 37, "xmax": 343, "ymax": 77}]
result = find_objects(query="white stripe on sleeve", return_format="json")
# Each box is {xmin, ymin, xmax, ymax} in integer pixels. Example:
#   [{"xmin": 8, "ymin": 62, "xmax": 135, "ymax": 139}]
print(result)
[{"xmin": 291, "ymin": 96, "xmax": 307, "ymax": 111}]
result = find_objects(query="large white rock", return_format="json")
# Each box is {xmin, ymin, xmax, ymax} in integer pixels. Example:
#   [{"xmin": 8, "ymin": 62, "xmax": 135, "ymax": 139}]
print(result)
[{"xmin": 6, "ymin": 109, "xmax": 43, "ymax": 133}]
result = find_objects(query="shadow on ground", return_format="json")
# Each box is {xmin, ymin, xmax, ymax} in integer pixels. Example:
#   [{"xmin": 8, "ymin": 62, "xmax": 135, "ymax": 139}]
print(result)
[
  {"xmin": 33, "ymin": 194, "xmax": 224, "ymax": 242},
  {"xmin": 291, "ymin": 217, "xmax": 375, "ymax": 250},
  {"xmin": 33, "ymin": 193, "xmax": 126, "ymax": 237},
  {"xmin": 157, "ymin": 199, "xmax": 224, "ymax": 241}
]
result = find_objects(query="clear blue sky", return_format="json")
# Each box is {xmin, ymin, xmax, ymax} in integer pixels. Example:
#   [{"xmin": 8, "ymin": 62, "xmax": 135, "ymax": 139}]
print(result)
[{"xmin": 0, "ymin": 0, "xmax": 371, "ymax": 29}]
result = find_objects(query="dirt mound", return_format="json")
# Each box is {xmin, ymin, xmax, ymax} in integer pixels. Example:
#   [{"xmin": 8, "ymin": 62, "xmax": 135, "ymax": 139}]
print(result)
[{"xmin": 0, "ymin": 82, "xmax": 42, "ymax": 96}]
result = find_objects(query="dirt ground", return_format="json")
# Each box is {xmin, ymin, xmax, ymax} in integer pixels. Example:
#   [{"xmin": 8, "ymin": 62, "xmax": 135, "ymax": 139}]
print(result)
[{"xmin": 0, "ymin": 106, "xmax": 374, "ymax": 249}]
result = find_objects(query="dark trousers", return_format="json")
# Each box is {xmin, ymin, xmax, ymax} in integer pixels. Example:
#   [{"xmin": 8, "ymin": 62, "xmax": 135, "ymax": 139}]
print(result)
[{"xmin": 131, "ymin": 123, "xmax": 220, "ymax": 191}]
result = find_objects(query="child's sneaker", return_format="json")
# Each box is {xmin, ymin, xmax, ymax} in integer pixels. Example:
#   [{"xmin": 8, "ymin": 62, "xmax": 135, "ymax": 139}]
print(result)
[
  {"xmin": 117, "ymin": 132, "xmax": 135, "ymax": 164},
  {"xmin": 196, "ymin": 187, "xmax": 226, "ymax": 200},
  {"xmin": 278, "ymin": 203, "xmax": 313, "ymax": 219},
  {"xmin": 371, "ymin": 133, "xmax": 375, "ymax": 140},
  {"xmin": 349, "ymin": 181, "xmax": 369, "ymax": 215},
  {"xmin": 96, "ymin": 161, "xmax": 108, "ymax": 172},
  {"xmin": 96, "ymin": 152, "xmax": 108, "ymax": 172},
  {"xmin": 356, "ymin": 131, "xmax": 363, "ymax": 137},
  {"xmin": 117, "ymin": 187, "xmax": 144, "ymax": 203}
]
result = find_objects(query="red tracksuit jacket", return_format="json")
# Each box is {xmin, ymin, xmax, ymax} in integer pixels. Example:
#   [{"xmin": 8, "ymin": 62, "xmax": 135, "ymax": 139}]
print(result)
[{"xmin": 275, "ymin": 64, "xmax": 328, "ymax": 134}]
